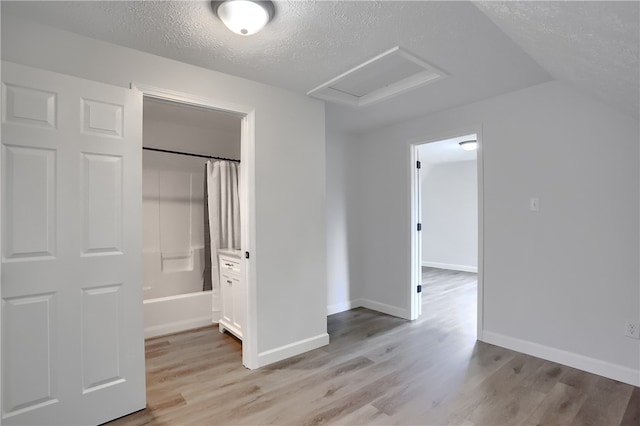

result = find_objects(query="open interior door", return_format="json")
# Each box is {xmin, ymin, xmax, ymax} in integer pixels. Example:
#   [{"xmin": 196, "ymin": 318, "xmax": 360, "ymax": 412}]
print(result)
[
  {"xmin": 415, "ymin": 158, "xmax": 423, "ymax": 318},
  {"xmin": 1, "ymin": 62, "xmax": 145, "ymax": 425}
]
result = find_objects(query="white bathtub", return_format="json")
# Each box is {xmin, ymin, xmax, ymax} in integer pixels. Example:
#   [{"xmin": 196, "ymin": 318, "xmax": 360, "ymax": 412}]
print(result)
[{"xmin": 143, "ymin": 290, "xmax": 218, "ymax": 339}]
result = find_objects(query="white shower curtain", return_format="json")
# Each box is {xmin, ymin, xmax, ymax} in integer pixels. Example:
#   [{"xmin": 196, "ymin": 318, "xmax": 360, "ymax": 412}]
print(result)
[{"xmin": 205, "ymin": 160, "xmax": 240, "ymax": 311}]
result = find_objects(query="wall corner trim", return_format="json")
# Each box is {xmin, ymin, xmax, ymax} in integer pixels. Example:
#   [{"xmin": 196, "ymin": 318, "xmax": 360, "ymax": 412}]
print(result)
[
  {"xmin": 482, "ymin": 331, "xmax": 640, "ymax": 387},
  {"xmin": 257, "ymin": 333, "xmax": 330, "ymax": 367}
]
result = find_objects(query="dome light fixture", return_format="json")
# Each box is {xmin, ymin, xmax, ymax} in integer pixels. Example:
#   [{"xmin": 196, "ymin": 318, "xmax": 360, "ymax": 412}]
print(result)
[
  {"xmin": 459, "ymin": 140, "xmax": 478, "ymax": 151},
  {"xmin": 212, "ymin": 0, "xmax": 275, "ymax": 36}
]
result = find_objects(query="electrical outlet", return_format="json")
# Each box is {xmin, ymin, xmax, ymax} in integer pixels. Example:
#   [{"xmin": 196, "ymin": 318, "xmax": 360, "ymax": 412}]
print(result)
[{"xmin": 625, "ymin": 322, "xmax": 640, "ymax": 339}]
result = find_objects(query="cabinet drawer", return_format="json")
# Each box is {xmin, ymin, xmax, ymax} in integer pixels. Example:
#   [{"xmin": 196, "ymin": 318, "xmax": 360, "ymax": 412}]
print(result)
[
  {"xmin": 220, "ymin": 273, "xmax": 235, "ymax": 287},
  {"xmin": 219, "ymin": 256, "xmax": 240, "ymax": 274}
]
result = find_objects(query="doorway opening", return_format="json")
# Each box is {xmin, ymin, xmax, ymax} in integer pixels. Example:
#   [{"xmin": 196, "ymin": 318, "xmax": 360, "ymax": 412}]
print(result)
[
  {"xmin": 134, "ymin": 84, "xmax": 257, "ymax": 369},
  {"xmin": 141, "ymin": 97, "xmax": 242, "ymax": 339},
  {"xmin": 410, "ymin": 131, "xmax": 483, "ymax": 342}
]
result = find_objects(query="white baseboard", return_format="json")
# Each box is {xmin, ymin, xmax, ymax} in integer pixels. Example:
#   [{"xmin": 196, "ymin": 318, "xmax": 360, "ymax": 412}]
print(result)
[
  {"xmin": 423, "ymin": 261, "xmax": 478, "ymax": 273},
  {"xmin": 145, "ymin": 316, "xmax": 212, "ymax": 339},
  {"xmin": 257, "ymin": 333, "xmax": 330, "ymax": 367},
  {"xmin": 482, "ymin": 331, "xmax": 640, "ymax": 387}
]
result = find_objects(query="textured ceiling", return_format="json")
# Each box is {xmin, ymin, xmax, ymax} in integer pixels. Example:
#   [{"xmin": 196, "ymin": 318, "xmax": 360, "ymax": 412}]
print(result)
[
  {"xmin": 475, "ymin": 1, "xmax": 640, "ymax": 119},
  {"xmin": 3, "ymin": 1, "xmax": 636, "ymax": 133},
  {"xmin": 2, "ymin": 0, "xmax": 552, "ymax": 133}
]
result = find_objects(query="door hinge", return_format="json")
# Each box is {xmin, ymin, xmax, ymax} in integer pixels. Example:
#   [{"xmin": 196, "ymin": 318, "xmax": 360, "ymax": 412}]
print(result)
[
  {"xmin": 245, "ymin": 251, "xmax": 250, "ymax": 259},
  {"xmin": 416, "ymin": 160, "xmax": 421, "ymax": 169},
  {"xmin": 417, "ymin": 285, "xmax": 422, "ymax": 293},
  {"xmin": 417, "ymin": 223, "xmax": 422, "ymax": 231}
]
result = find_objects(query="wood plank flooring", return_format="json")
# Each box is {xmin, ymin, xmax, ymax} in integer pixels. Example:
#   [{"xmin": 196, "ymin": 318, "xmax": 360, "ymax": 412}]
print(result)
[{"xmin": 108, "ymin": 268, "xmax": 639, "ymax": 425}]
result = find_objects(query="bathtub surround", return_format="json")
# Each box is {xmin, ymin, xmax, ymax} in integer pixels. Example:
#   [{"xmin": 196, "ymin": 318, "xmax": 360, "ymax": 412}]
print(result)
[
  {"xmin": 142, "ymin": 150, "xmax": 215, "ymax": 338},
  {"xmin": 143, "ymin": 292, "xmax": 213, "ymax": 339},
  {"xmin": 142, "ymin": 152, "xmax": 208, "ymax": 299}
]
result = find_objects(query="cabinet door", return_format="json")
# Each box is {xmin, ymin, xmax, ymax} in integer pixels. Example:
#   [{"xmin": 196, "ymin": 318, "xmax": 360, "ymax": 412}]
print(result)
[
  {"xmin": 220, "ymin": 272, "xmax": 234, "ymax": 325},
  {"xmin": 231, "ymin": 274, "xmax": 243, "ymax": 333}
]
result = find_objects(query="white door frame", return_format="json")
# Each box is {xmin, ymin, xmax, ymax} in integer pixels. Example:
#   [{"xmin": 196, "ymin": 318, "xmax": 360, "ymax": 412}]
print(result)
[
  {"xmin": 130, "ymin": 84, "xmax": 258, "ymax": 369},
  {"xmin": 409, "ymin": 125, "xmax": 484, "ymax": 340},
  {"xmin": 1, "ymin": 49, "xmax": 4, "ymax": 426}
]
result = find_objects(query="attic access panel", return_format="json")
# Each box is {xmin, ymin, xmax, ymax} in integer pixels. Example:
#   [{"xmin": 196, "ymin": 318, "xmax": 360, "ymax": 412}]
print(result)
[{"xmin": 307, "ymin": 46, "xmax": 447, "ymax": 107}]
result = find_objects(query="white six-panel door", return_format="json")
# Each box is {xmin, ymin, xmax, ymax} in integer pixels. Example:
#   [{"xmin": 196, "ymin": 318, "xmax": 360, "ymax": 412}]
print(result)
[{"xmin": 1, "ymin": 62, "xmax": 145, "ymax": 425}]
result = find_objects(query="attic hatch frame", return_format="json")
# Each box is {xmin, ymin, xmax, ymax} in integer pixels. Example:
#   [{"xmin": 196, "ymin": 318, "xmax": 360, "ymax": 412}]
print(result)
[
  {"xmin": 307, "ymin": 46, "xmax": 447, "ymax": 107},
  {"xmin": 131, "ymin": 83, "xmax": 259, "ymax": 370}
]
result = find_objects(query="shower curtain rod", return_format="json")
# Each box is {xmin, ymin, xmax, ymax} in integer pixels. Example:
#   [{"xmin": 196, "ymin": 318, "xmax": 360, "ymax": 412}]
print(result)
[{"xmin": 143, "ymin": 146, "xmax": 240, "ymax": 162}]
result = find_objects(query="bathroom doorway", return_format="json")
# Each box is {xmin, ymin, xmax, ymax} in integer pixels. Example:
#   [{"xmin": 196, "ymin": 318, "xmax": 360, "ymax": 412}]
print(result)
[
  {"xmin": 135, "ymin": 84, "xmax": 257, "ymax": 369},
  {"xmin": 141, "ymin": 97, "xmax": 242, "ymax": 339}
]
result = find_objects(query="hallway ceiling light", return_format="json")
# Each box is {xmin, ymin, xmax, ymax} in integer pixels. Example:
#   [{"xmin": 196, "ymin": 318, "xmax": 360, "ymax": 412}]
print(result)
[
  {"xmin": 459, "ymin": 140, "xmax": 478, "ymax": 151},
  {"xmin": 213, "ymin": 0, "xmax": 275, "ymax": 36}
]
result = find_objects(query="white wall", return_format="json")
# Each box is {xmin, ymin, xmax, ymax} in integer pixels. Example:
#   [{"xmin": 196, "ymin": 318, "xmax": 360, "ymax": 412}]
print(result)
[
  {"xmin": 2, "ymin": 16, "xmax": 327, "ymax": 365},
  {"xmin": 326, "ymin": 129, "xmax": 363, "ymax": 314},
  {"xmin": 143, "ymin": 120, "xmax": 241, "ymax": 160},
  {"xmin": 339, "ymin": 80, "xmax": 639, "ymax": 385},
  {"xmin": 420, "ymin": 159, "xmax": 478, "ymax": 272}
]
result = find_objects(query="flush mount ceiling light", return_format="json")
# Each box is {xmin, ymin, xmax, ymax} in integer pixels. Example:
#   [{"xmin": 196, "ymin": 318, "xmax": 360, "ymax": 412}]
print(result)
[
  {"xmin": 212, "ymin": 0, "xmax": 275, "ymax": 36},
  {"xmin": 459, "ymin": 140, "xmax": 478, "ymax": 151}
]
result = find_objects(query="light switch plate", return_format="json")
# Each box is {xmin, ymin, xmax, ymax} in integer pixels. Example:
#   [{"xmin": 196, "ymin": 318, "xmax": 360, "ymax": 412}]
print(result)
[
  {"xmin": 625, "ymin": 322, "xmax": 640, "ymax": 339},
  {"xmin": 530, "ymin": 197, "xmax": 539, "ymax": 212}
]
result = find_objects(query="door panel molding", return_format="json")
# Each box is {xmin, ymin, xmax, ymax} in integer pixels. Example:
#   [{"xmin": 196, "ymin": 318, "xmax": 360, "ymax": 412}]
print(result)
[{"xmin": 1, "ymin": 61, "xmax": 145, "ymax": 425}]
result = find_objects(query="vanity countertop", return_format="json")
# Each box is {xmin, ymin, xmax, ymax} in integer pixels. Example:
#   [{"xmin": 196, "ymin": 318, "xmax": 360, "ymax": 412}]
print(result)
[{"xmin": 217, "ymin": 248, "xmax": 242, "ymax": 259}]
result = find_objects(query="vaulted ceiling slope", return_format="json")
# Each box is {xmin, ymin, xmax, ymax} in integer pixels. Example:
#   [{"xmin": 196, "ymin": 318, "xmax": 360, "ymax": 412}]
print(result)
[
  {"xmin": 475, "ymin": 1, "xmax": 639, "ymax": 121},
  {"xmin": 2, "ymin": 1, "xmax": 637, "ymax": 133}
]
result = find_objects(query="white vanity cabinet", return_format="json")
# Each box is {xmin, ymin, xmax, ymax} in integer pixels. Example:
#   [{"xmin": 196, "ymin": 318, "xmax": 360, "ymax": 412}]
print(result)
[{"xmin": 218, "ymin": 249, "xmax": 244, "ymax": 340}]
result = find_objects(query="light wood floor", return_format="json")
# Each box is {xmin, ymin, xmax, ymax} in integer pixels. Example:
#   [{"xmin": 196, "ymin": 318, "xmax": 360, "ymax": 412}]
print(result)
[{"xmin": 109, "ymin": 268, "xmax": 639, "ymax": 425}]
